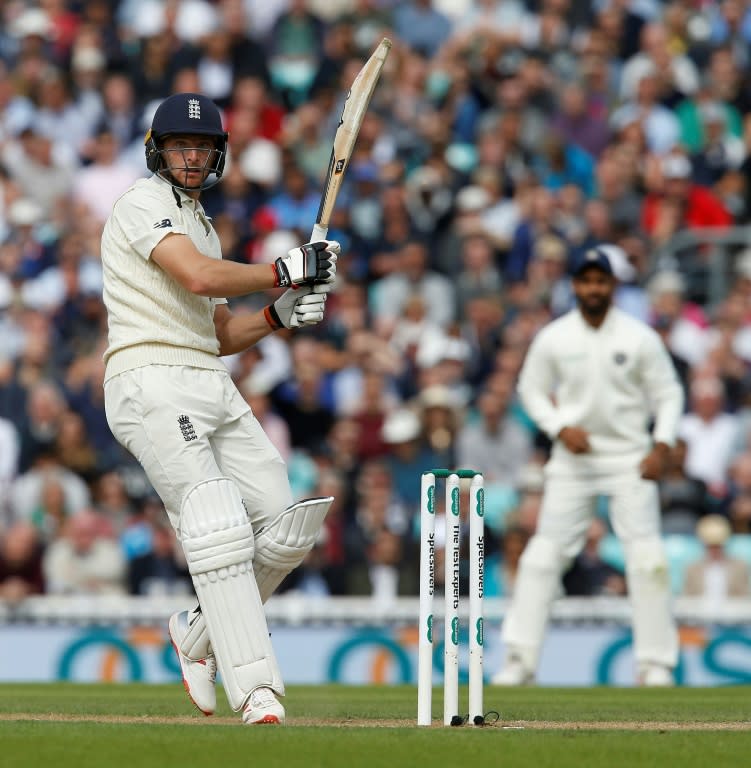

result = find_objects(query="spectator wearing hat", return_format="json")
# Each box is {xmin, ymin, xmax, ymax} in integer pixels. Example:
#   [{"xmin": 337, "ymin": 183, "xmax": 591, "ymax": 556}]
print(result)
[
  {"xmin": 682, "ymin": 514, "xmax": 750, "ymax": 598},
  {"xmin": 381, "ymin": 406, "xmax": 442, "ymax": 508},
  {"xmin": 417, "ymin": 385, "xmax": 462, "ymax": 467}
]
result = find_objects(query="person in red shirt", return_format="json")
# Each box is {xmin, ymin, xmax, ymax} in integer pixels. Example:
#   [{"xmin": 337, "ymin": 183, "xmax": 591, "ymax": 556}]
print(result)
[{"xmin": 641, "ymin": 153, "xmax": 733, "ymax": 244}]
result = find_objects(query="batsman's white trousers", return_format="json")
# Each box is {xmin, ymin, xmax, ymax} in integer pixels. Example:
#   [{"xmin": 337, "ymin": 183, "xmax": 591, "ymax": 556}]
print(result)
[
  {"xmin": 502, "ymin": 467, "xmax": 678, "ymax": 672},
  {"xmin": 104, "ymin": 365, "xmax": 293, "ymax": 535}
]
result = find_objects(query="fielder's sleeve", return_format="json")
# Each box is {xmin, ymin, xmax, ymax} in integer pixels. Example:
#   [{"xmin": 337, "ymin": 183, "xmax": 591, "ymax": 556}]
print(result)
[
  {"xmin": 115, "ymin": 194, "xmax": 189, "ymax": 260},
  {"xmin": 517, "ymin": 331, "xmax": 566, "ymax": 440},
  {"xmin": 640, "ymin": 329, "xmax": 684, "ymax": 447}
]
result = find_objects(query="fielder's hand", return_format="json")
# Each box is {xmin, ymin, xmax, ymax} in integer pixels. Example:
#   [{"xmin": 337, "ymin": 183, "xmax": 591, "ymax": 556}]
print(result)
[
  {"xmin": 272, "ymin": 240, "xmax": 339, "ymax": 289},
  {"xmin": 265, "ymin": 288, "xmax": 327, "ymax": 330},
  {"xmin": 640, "ymin": 442, "xmax": 670, "ymax": 481},
  {"xmin": 557, "ymin": 426, "xmax": 590, "ymax": 454}
]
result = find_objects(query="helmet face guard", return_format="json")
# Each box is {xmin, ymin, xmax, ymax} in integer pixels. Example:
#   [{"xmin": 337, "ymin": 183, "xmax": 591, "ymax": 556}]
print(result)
[{"xmin": 144, "ymin": 93, "xmax": 228, "ymax": 191}]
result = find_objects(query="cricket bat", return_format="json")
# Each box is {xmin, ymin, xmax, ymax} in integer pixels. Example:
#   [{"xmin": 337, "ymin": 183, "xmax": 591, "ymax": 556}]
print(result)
[{"xmin": 310, "ymin": 37, "xmax": 392, "ymax": 244}]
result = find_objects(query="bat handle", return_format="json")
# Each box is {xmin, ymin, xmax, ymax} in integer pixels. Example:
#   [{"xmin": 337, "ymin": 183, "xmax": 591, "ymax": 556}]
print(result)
[
  {"xmin": 309, "ymin": 223, "xmax": 333, "ymax": 295},
  {"xmin": 310, "ymin": 223, "xmax": 329, "ymax": 242}
]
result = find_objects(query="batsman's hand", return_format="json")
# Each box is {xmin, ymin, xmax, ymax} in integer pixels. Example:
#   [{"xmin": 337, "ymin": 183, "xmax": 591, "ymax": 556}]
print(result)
[
  {"xmin": 273, "ymin": 240, "xmax": 339, "ymax": 289},
  {"xmin": 265, "ymin": 288, "xmax": 327, "ymax": 330},
  {"xmin": 557, "ymin": 426, "xmax": 590, "ymax": 454}
]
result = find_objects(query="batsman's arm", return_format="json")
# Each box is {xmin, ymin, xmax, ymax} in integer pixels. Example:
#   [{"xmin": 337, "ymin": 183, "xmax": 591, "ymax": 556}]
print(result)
[
  {"xmin": 213, "ymin": 304, "xmax": 275, "ymax": 356},
  {"xmin": 152, "ymin": 234, "xmax": 335, "ymax": 297}
]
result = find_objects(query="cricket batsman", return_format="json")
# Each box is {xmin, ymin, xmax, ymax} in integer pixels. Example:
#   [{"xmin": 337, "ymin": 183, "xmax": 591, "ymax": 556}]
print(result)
[{"xmin": 101, "ymin": 92, "xmax": 338, "ymax": 723}]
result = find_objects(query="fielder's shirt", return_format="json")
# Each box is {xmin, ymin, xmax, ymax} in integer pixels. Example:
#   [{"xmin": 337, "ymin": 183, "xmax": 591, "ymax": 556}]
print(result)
[{"xmin": 518, "ymin": 306, "xmax": 684, "ymax": 475}]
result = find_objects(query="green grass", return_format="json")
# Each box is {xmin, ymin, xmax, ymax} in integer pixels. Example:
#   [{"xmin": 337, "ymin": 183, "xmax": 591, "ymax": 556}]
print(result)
[{"xmin": 1, "ymin": 684, "xmax": 750, "ymax": 768}]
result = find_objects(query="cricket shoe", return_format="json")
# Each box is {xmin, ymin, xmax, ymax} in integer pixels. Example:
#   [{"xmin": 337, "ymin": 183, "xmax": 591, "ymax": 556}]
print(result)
[
  {"xmin": 490, "ymin": 656, "xmax": 535, "ymax": 686},
  {"xmin": 242, "ymin": 687, "xmax": 285, "ymax": 725},
  {"xmin": 638, "ymin": 663, "xmax": 674, "ymax": 687},
  {"xmin": 168, "ymin": 610, "xmax": 217, "ymax": 715}
]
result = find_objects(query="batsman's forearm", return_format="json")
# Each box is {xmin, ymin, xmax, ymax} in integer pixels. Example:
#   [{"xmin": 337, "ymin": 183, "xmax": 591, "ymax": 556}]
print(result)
[
  {"xmin": 189, "ymin": 260, "xmax": 277, "ymax": 298},
  {"xmin": 215, "ymin": 308, "xmax": 275, "ymax": 356}
]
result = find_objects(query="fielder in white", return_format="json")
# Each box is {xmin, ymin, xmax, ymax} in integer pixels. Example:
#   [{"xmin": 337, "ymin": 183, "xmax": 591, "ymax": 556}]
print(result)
[
  {"xmin": 493, "ymin": 247, "xmax": 684, "ymax": 687},
  {"xmin": 101, "ymin": 92, "xmax": 338, "ymax": 724}
]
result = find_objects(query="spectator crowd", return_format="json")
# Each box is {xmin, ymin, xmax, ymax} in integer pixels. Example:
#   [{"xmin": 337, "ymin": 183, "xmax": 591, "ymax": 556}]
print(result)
[{"xmin": 4, "ymin": 0, "xmax": 751, "ymax": 605}]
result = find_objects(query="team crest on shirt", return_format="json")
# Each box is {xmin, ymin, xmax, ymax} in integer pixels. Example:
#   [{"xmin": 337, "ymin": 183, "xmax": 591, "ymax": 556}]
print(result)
[
  {"xmin": 613, "ymin": 352, "xmax": 627, "ymax": 365},
  {"xmin": 153, "ymin": 218, "xmax": 172, "ymax": 229}
]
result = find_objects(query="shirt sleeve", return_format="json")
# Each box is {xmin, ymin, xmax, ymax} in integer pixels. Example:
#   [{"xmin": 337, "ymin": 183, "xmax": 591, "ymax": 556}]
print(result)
[
  {"xmin": 640, "ymin": 328, "xmax": 685, "ymax": 447},
  {"xmin": 517, "ymin": 330, "xmax": 567, "ymax": 440},
  {"xmin": 115, "ymin": 193, "xmax": 188, "ymax": 261}
]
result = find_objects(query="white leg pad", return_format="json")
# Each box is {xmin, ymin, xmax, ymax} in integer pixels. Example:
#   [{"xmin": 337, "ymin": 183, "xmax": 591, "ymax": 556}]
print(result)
[
  {"xmin": 253, "ymin": 496, "xmax": 334, "ymax": 603},
  {"xmin": 178, "ymin": 606, "xmax": 211, "ymax": 661},
  {"xmin": 501, "ymin": 535, "xmax": 571, "ymax": 671},
  {"xmin": 181, "ymin": 477, "xmax": 284, "ymax": 711},
  {"xmin": 623, "ymin": 536, "xmax": 679, "ymax": 668}
]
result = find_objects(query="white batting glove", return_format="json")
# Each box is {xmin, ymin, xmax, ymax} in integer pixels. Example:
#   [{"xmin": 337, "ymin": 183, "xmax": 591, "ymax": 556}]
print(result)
[
  {"xmin": 272, "ymin": 240, "xmax": 339, "ymax": 289},
  {"xmin": 264, "ymin": 289, "xmax": 327, "ymax": 330}
]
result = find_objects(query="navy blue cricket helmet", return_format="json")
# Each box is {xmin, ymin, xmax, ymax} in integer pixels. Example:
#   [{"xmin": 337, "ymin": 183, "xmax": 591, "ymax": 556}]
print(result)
[{"xmin": 144, "ymin": 92, "xmax": 228, "ymax": 189}]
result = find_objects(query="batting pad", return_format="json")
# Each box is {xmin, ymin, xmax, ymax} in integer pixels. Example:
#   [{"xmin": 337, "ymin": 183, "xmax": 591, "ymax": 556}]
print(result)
[
  {"xmin": 181, "ymin": 477, "xmax": 284, "ymax": 710},
  {"xmin": 177, "ymin": 607, "xmax": 211, "ymax": 661},
  {"xmin": 253, "ymin": 496, "xmax": 334, "ymax": 603}
]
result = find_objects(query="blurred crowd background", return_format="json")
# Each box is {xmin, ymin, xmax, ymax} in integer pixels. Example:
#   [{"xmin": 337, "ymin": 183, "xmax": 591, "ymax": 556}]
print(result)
[{"xmin": 3, "ymin": 0, "xmax": 751, "ymax": 607}]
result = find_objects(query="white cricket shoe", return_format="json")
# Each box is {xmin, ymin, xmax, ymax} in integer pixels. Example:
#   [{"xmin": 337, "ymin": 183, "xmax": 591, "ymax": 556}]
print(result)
[
  {"xmin": 242, "ymin": 686, "xmax": 285, "ymax": 725},
  {"xmin": 491, "ymin": 656, "xmax": 535, "ymax": 686},
  {"xmin": 638, "ymin": 663, "xmax": 674, "ymax": 687},
  {"xmin": 168, "ymin": 610, "xmax": 217, "ymax": 715}
]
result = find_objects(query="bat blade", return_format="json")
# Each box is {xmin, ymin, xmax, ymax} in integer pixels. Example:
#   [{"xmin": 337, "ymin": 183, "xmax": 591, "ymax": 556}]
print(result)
[{"xmin": 311, "ymin": 37, "xmax": 392, "ymax": 243}]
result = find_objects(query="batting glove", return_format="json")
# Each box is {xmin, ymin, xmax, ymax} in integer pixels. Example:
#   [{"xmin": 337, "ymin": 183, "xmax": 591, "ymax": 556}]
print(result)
[
  {"xmin": 272, "ymin": 240, "xmax": 339, "ymax": 289},
  {"xmin": 265, "ymin": 289, "xmax": 327, "ymax": 330}
]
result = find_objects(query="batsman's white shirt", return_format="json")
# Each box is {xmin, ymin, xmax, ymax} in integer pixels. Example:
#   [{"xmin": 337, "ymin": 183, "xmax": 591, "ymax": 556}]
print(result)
[
  {"xmin": 101, "ymin": 174, "xmax": 291, "ymax": 532},
  {"xmin": 518, "ymin": 306, "xmax": 684, "ymax": 476},
  {"xmin": 101, "ymin": 173, "xmax": 227, "ymax": 379}
]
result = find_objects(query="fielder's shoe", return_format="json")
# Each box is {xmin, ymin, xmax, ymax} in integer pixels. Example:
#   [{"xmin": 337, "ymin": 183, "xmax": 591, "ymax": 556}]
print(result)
[
  {"xmin": 638, "ymin": 663, "xmax": 674, "ymax": 687},
  {"xmin": 242, "ymin": 686, "xmax": 285, "ymax": 725},
  {"xmin": 491, "ymin": 656, "xmax": 535, "ymax": 686},
  {"xmin": 168, "ymin": 610, "xmax": 217, "ymax": 715}
]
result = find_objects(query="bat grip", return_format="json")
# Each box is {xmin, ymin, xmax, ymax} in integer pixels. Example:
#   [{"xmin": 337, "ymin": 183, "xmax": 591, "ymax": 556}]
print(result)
[
  {"xmin": 308, "ymin": 223, "xmax": 333, "ymax": 295},
  {"xmin": 310, "ymin": 223, "xmax": 329, "ymax": 242}
]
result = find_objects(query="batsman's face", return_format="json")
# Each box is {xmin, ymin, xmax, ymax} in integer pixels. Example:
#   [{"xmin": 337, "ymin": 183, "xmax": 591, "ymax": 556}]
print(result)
[
  {"xmin": 161, "ymin": 134, "xmax": 217, "ymax": 189},
  {"xmin": 573, "ymin": 267, "xmax": 615, "ymax": 318}
]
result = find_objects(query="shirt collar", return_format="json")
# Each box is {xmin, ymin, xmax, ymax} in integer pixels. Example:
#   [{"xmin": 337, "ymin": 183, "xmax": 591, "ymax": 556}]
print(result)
[{"xmin": 152, "ymin": 172, "xmax": 197, "ymax": 208}]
